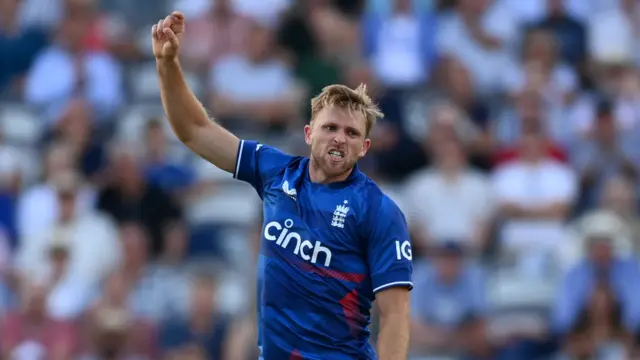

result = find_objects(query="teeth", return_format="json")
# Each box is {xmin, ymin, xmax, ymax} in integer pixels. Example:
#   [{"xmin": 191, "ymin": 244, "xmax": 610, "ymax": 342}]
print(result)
[{"xmin": 329, "ymin": 150, "xmax": 343, "ymax": 158}]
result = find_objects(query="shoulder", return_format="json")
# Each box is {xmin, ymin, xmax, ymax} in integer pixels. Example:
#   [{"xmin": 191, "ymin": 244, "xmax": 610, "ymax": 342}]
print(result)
[{"xmin": 360, "ymin": 178, "xmax": 406, "ymax": 221}]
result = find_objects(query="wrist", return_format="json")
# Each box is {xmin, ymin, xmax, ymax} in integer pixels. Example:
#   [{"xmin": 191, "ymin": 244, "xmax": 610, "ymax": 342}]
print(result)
[{"xmin": 156, "ymin": 57, "xmax": 180, "ymax": 71}]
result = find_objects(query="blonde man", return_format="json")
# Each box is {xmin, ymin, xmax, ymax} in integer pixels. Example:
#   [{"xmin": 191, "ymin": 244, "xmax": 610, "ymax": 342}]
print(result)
[{"xmin": 152, "ymin": 12, "xmax": 413, "ymax": 360}]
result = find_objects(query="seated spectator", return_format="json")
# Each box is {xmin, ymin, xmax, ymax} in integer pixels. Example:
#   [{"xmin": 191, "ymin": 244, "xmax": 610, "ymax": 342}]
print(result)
[
  {"xmin": 143, "ymin": 119, "xmax": 196, "ymax": 195},
  {"xmin": 501, "ymin": 28, "xmax": 578, "ymax": 107},
  {"xmin": 160, "ymin": 273, "xmax": 248, "ymax": 360},
  {"xmin": 409, "ymin": 242, "xmax": 490, "ymax": 358},
  {"xmin": 179, "ymin": 0, "xmax": 250, "ymax": 74},
  {"xmin": 535, "ymin": 0, "xmax": 587, "ymax": 66},
  {"xmin": 404, "ymin": 137, "xmax": 494, "ymax": 254},
  {"xmin": 81, "ymin": 269, "xmax": 157, "ymax": 359},
  {"xmin": 494, "ymin": 91, "xmax": 568, "ymax": 163},
  {"xmin": 570, "ymin": 99, "xmax": 640, "ymax": 212},
  {"xmin": 97, "ymin": 143, "xmax": 183, "ymax": 257},
  {"xmin": 208, "ymin": 19, "xmax": 302, "ymax": 134},
  {"xmin": 45, "ymin": 99, "xmax": 107, "ymax": 183},
  {"xmin": 553, "ymin": 218, "xmax": 640, "ymax": 359},
  {"xmin": 0, "ymin": 0, "xmax": 48, "ymax": 94},
  {"xmin": 598, "ymin": 176, "xmax": 640, "ymax": 253},
  {"xmin": 1, "ymin": 279, "xmax": 78, "ymax": 359},
  {"xmin": 23, "ymin": 2, "xmax": 123, "ymax": 125},
  {"xmin": 436, "ymin": 0, "xmax": 517, "ymax": 94},
  {"xmin": 493, "ymin": 133, "xmax": 577, "ymax": 266},
  {"xmin": 17, "ymin": 141, "xmax": 96, "ymax": 239},
  {"xmin": 361, "ymin": 0, "xmax": 436, "ymax": 89},
  {"xmin": 16, "ymin": 170, "xmax": 120, "ymax": 285}
]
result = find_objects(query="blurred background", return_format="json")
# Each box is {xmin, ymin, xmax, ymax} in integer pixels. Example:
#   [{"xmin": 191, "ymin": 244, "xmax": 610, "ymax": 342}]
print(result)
[{"xmin": 1, "ymin": 0, "xmax": 640, "ymax": 358}]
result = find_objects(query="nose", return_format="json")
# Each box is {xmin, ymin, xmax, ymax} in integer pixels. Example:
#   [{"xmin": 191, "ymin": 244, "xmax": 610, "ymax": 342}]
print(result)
[{"xmin": 333, "ymin": 134, "xmax": 346, "ymax": 145}]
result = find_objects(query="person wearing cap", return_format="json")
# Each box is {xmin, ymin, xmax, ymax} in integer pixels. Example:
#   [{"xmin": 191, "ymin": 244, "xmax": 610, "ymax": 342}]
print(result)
[
  {"xmin": 552, "ymin": 211, "xmax": 640, "ymax": 358},
  {"xmin": 409, "ymin": 241, "xmax": 490, "ymax": 358}
]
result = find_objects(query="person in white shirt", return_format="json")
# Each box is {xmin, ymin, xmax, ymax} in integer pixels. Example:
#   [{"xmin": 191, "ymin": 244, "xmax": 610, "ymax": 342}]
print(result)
[
  {"xmin": 493, "ymin": 133, "xmax": 577, "ymax": 264},
  {"xmin": 404, "ymin": 137, "xmax": 494, "ymax": 253},
  {"xmin": 16, "ymin": 170, "xmax": 121, "ymax": 292}
]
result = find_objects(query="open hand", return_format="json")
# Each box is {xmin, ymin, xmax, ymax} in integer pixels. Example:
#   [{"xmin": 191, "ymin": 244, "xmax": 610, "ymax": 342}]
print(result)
[{"xmin": 151, "ymin": 11, "xmax": 185, "ymax": 61}]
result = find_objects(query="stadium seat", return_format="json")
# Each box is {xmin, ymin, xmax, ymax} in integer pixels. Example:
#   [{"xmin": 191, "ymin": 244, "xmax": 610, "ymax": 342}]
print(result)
[{"xmin": 0, "ymin": 104, "xmax": 42, "ymax": 146}]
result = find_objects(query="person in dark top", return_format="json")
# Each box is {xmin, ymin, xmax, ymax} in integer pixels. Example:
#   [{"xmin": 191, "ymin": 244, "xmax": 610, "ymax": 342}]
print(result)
[
  {"xmin": 160, "ymin": 273, "xmax": 238, "ymax": 360},
  {"xmin": 0, "ymin": 0, "xmax": 49, "ymax": 95},
  {"xmin": 97, "ymin": 143, "xmax": 182, "ymax": 257}
]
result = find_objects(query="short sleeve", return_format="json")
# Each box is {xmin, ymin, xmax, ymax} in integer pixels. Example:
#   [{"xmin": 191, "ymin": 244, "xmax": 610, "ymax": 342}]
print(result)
[
  {"xmin": 233, "ymin": 140, "xmax": 293, "ymax": 198},
  {"xmin": 367, "ymin": 195, "xmax": 413, "ymax": 294}
]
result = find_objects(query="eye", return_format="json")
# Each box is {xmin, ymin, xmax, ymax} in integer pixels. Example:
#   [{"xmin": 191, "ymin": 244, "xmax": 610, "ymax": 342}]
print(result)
[
  {"xmin": 324, "ymin": 125, "xmax": 336, "ymax": 131},
  {"xmin": 348, "ymin": 130, "xmax": 358, "ymax": 137}
]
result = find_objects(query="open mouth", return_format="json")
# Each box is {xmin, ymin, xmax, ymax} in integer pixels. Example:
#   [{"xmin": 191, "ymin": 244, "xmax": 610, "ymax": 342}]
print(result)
[{"xmin": 328, "ymin": 149, "xmax": 344, "ymax": 161}]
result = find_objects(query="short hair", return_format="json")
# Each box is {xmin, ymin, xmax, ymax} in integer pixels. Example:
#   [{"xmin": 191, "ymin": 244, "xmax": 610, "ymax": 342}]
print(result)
[{"xmin": 310, "ymin": 84, "xmax": 383, "ymax": 137}]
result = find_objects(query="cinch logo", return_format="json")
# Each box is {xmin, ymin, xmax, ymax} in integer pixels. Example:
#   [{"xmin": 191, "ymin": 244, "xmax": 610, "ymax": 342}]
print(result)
[{"xmin": 263, "ymin": 219, "xmax": 332, "ymax": 267}]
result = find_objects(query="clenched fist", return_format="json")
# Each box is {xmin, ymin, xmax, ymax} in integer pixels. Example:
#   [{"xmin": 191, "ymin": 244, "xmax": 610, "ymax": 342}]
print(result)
[{"xmin": 151, "ymin": 11, "xmax": 185, "ymax": 61}]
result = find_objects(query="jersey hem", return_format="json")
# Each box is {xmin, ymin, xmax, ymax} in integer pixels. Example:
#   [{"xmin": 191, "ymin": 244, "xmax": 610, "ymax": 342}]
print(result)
[{"xmin": 373, "ymin": 281, "xmax": 413, "ymax": 294}]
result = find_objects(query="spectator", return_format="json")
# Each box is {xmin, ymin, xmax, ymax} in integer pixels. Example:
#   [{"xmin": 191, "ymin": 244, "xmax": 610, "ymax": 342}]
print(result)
[
  {"xmin": 436, "ymin": 0, "xmax": 517, "ymax": 94},
  {"xmin": 1, "ymin": 279, "xmax": 78, "ymax": 359},
  {"xmin": 493, "ymin": 133, "xmax": 577, "ymax": 264},
  {"xmin": 46, "ymin": 98, "xmax": 108, "ymax": 182},
  {"xmin": 143, "ymin": 119, "xmax": 196, "ymax": 195},
  {"xmin": 536, "ymin": 0, "xmax": 587, "ymax": 66},
  {"xmin": 208, "ymin": 19, "xmax": 302, "ymax": 134},
  {"xmin": 16, "ymin": 170, "xmax": 120, "ymax": 289},
  {"xmin": 410, "ymin": 242, "xmax": 490, "ymax": 358},
  {"xmin": 0, "ymin": 0, "xmax": 49, "ymax": 94},
  {"xmin": 82, "ymin": 269, "xmax": 157, "ymax": 359},
  {"xmin": 502, "ymin": 28, "xmax": 578, "ymax": 108},
  {"xmin": 180, "ymin": 0, "xmax": 251, "ymax": 75},
  {"xmin": 598, "ymin": 176, "xmax": 640, "ymax": 252},
  {"xmin": 97, "ymin": 143, "xmax": 183, "ymax": 257},
  {"xmin": 362, "ymin": 0, "xmax": 436, "ymax": 89},
  {"xmin": 494, "ymin": 91, "xmax": 569, "ymax": 162},
  {"xmin": 160, "ymin": 272, "xmax": 248, "ymax": 360},
  {"xmin": 16, "ymin": 140, "xmax": 96, "ymax": 239},
  {"xmin": 23, "ymin": 1, "xmax": 123, "ymax": 125},
  {"xmin": 570, "ymin": 99, "xmax": 639, "ymax": 211},
  {"xmin": 553, "ymin": 212, "xmax": 640, "ymax": 358},
  {"xmin": 404, "ymin": 137, "xmax": 494, "ymax": 253}
]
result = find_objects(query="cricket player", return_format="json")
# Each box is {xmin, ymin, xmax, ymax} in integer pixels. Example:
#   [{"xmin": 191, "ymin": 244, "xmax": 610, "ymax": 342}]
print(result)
[{"xmin": 152, "ymin": 11, "xmax": 413, "ymax": 360}]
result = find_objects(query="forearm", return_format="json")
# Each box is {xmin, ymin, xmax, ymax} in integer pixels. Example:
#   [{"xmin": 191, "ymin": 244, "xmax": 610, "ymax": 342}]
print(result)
[
  {"xmin": 157, "ymin": 58, "xmax": 210, "ymax": 142},
  {"xmin": 377, "ymin": 312, "xmax": 410, "ymax": 360},
  {"xmin": 156, "ymin": 58, "xmax": 239, "ymax": 172}
]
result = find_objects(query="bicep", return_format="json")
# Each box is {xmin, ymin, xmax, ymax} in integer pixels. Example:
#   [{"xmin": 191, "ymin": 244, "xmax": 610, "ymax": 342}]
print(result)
[
  {"xmin": 184, "ymin": 121, "xmax": 240, "ymax": 174},
  {"xmin": 376, "ymin": 287, "xmax": 410, "ymax": 317}
]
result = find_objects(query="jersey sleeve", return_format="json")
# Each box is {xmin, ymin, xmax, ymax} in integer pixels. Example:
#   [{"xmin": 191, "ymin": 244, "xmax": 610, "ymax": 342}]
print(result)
[
  {"xmin": 233, "ymin": 140, "xmax": 292, "ymax": 198},
  {"xmin": 367, "ymin": 195, "xmax": 413, "ymax": 294}
]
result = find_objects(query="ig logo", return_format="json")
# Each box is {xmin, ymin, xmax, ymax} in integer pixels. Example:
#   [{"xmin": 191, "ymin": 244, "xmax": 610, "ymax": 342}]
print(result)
[{"xmin": 395, "ymin": 240, "xmax": 412, "ymax": 261}]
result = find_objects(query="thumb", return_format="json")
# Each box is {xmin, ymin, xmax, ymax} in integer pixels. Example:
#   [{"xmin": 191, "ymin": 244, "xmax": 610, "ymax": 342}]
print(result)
[{"xmin": 163, "ymin": 28, "xmax": 179, "ymax": 48}]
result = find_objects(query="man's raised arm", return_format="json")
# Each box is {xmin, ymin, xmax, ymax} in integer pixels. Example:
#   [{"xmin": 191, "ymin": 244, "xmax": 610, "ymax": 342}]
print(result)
[{"xmin": 152, "ymin": 11, "xmax": 239, "ymax": 173}]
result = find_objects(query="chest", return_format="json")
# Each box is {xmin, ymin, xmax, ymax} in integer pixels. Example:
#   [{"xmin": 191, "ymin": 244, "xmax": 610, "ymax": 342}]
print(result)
[{"xmin": 260, "ymin": 180, "xmax": 365, "ymax": 270}]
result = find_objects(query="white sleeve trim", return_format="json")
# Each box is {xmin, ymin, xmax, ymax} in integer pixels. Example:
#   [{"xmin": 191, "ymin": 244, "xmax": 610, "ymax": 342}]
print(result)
[
  {"xmin": 373, "ymin": 281, "xmax": 413, "ymax": 294},
  {"xmin": 233, "ymin": 140, "xmax": 245, "ymax": 179}
]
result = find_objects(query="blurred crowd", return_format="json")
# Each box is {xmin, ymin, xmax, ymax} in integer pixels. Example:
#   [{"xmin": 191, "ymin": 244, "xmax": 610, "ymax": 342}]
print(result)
[{"xmin": 1, "ymin": 0, "xmax": 640, "ymax": 358}]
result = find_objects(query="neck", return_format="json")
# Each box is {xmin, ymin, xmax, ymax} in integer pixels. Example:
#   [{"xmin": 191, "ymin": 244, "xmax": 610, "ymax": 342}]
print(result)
[{"xmin": 308, "ymin": 158, "xmax": 352, "ymax": 184}]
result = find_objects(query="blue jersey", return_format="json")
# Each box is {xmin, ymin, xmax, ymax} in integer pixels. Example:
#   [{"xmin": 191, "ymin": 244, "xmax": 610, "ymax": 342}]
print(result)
[{"xmin": 234, "ymin": 140, "xmax": 413, "ymax": 360}]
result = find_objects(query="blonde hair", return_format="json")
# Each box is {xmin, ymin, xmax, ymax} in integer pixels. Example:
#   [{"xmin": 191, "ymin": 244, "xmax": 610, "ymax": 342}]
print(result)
[{"xmin": 310, "ymin": 84, "xmax": 383, "ymax": 137}]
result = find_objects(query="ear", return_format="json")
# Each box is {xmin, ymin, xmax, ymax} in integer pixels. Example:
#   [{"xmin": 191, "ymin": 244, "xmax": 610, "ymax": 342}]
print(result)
[
  {"xmin": 359, "ymin": 138, "xmax": 371, "ymax": 157},
  {"xmin": 304, "ymin": 124, "xmax": 312, "ymax": 145}
]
